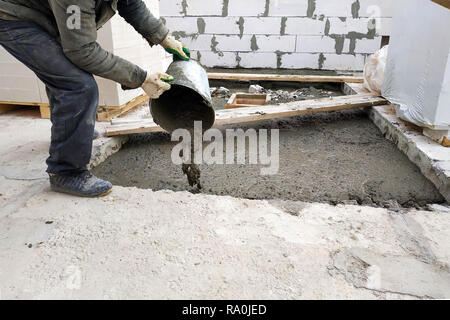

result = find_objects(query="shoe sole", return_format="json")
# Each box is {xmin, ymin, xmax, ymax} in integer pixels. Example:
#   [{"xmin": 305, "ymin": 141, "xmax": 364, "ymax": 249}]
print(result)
[{"xmin": 51, "ymin": 185, "xmax": 113, "ymax": 198}]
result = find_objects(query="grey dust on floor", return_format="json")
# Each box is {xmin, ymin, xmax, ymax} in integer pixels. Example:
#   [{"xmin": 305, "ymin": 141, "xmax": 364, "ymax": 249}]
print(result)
[{"xmin": 93, "ymin": 109, "xmax": 445, "ymax": 208}]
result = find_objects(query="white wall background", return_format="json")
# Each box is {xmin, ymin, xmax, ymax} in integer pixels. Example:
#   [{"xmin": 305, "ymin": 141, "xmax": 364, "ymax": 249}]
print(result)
[
  {"xmin": 160, "ymin": 0, "xmax": 395, "ymax": 71},
  {"xmin": 0, "ymin": 0, "xmax": 170, "ymax": 106}
]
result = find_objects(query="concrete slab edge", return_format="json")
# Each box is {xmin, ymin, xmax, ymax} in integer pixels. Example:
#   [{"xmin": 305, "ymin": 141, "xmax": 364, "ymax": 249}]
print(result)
[
  {"xmin": 369, "ymin": 105, "xmax": 450, "ymax": 203},
  {"xmin": 88, "ymin": 135, "xmax": 129, "ymax": 169}
]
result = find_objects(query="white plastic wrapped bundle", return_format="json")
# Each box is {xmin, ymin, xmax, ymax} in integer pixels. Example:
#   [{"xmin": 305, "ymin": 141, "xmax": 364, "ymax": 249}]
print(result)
[
  {"xmin": 363, "ymin": 46, "xmax": 389, "ymax": 95},
  {"xmin": 381, "ymin": 0, "xmax": 450, "ymax": 130}
]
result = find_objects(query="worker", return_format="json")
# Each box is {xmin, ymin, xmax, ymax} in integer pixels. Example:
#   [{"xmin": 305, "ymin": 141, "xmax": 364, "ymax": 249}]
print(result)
[{"xmin": 0, "ymin": 0, "xmax": 190, "ymax": 197}]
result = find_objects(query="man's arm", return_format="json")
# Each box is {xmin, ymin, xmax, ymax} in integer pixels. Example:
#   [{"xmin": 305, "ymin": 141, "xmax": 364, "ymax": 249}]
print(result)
[
  {"xmin": 117, "ymin": 0, "xmax": 169, "ymax": 46},
  {"xmin": 48, "ymin": 0, "xmax": 147, "ymax": 89}
]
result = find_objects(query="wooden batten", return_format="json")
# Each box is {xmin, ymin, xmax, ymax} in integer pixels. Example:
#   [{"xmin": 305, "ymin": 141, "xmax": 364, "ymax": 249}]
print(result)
[
  {"xmin": 226, "ymin": 93, "xmax": 270, "ymax": 109},
  {"xmin": 106, "ymin": 94, "xmax": 389, "ymax": 136},
  {"xmin": 431, "ymin": 0, "xmax": 450, "ymax": 9},
  {"xmin": 208, "ymin": 73, "xmax": 364, "ymax": 83}
]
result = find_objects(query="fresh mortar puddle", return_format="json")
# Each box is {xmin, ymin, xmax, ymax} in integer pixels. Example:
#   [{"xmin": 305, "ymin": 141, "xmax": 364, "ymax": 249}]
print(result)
[{"xmin": 93, "ymin": 80, "xmax": 445, "ymax": 208}]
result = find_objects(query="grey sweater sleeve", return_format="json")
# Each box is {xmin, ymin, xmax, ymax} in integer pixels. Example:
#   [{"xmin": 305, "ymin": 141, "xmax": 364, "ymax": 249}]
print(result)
[
  {"xmin": 48, "ymin": 0, "xmax": 147, "ymax": 89},
  {"xmin": 117, "ymin": 0, "xmax": 169, "ymax": 46}
]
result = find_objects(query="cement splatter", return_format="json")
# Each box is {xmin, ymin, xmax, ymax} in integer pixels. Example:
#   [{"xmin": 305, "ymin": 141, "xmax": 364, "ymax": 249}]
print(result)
[
  {"xmin": 307, "ymin": 0, "xmax": 316, "ymax": 18},
  {"xmin": 181, "ymin": 0, "xmax": 188, "ymax": 15},
  {"xmin": 210, "ymin": 36, "xmax": 220, "ymax": 53},
  {"xmin": 280, "ymin": 17, "xmax": 287, "ymax": 36},
  {"xmin": 318, "ymin": 53, "xmax": 326, "ymax": 69},
  {"xmin": 222, "ymin": 0, "xmax": 229, "ymax": 17},
  {"xmin": 333, "ymin": 35, "xmax": 346, "ymax": 55},
  {"xmin": 197, "ymin": 18, "xmax": 206, "ymax": 34},
  {"xmin": 237, "ymin": 17, "xmax": 245, "ymax": 38},
  {"xmin": 324, "ymin": 16, "xmax": 377, "ymax": 56},
  {"xmin": 276, "ymin": 51, "xmax": 284, "ymax": 69},
  {"xmin": 263, "ymin": 0, "xmax": 270, "ymax": 17},
  {"xmin": 250, "ymin": 35, "xmax": 259, "ymax": 51},
  {"xmin": 352, "ymin": 0, "xmax": 361, "ymax": 19},
  {"xmin": 171, "ymin": 31, "xmax": 188, "ymax": 40}
]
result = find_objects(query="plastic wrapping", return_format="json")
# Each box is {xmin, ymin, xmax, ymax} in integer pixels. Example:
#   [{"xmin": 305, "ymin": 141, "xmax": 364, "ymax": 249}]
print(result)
[
  {"xmin": 363, "ymin": 46, "xmax": 389, "ymax": 95},
  {"xmin": 381, "ymin": 0, "xmax": 450, "ymax": 130}
]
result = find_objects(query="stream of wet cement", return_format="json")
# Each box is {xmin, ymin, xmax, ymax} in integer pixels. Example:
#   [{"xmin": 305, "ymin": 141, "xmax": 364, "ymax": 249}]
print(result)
[{"xmin": 181, "ymin": 143, "xmax": 202, "ymax": 191}]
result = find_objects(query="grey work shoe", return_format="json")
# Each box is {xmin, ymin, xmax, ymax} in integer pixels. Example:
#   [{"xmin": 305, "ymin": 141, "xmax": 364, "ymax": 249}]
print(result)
[
  {"xmin": 93, "ymin": 129, "xmax": 100, "ymax": 140},
  {"xmin": 49, "ymin": 171, "xmax": 112, "ymax": 197}
]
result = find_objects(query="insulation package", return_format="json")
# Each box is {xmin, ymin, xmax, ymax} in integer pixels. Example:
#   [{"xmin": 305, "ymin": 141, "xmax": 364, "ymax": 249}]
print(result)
[
  {"xmin": 382, "ymin": 0, "xmax": 450, "ymax": 130},
  {"xmin": 363, "ymin": 46, "xmax": 389, "ymax": 95}
]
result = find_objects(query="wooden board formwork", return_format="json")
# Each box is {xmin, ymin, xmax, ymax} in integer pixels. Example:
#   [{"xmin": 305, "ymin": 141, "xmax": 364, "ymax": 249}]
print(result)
[
  {"xmin": 96, "ymin": 94, "xmax": 149, "ymax": 122},
  {"xmin": 106, "ymin": 94, "xmax": 389, "ymax": 136},
  {"xmin": 226, "ymin": 93, "xmax": 270, "ymax": 109},
  {"xmin": 1, "ymin": 73, "xmax": 364, "ymax": 121},
  {"xmin": 0, "ymin": 94, "xmax": 150, "ymax": 122},
  {"xmin": 432, "ymin": 0, "xmax": 450, "ymax": 9},
  {"xmin": 0, "ymin": 101, "xmax": 50, "ymax": 118},
  {"xmin": 208, "ymin": 73, "xmax": 364, "ymax": 83}
]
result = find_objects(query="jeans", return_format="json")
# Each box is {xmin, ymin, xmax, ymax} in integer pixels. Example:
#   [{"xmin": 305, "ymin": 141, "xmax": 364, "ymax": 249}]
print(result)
[{"xmin": 0, "ymin": 18, "xmax": 99, "ymax": 174}]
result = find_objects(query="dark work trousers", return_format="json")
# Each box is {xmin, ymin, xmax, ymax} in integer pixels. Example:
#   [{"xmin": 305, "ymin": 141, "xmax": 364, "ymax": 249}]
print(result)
[{"xmin": 0, "ymin": 18, "xmax": 99, "ymax": 174}]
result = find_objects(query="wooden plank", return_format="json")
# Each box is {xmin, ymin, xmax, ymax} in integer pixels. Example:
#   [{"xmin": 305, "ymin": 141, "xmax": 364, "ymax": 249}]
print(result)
[
  {"xmin": 226, "ymin": 93, "xmax": 269, "ymax": 109},
  {"xmin": 225, "ymin": 93, "xmax": 237, "ymax": 108},
  {"xmin": 0, "ymin": 100, "xmax": 42, "ymax": 107},
  {"xmin": 0, "ymin": 101, "xmax": 50, "ymax": 118},
  {"xmin": 97, "ymin": 94, "xmax": 149, "ymax": 122},
  {"xmin": 0, "ymin": 94, "xmax": 149, "ymax": 121},
  {"xmin": 442, "ymin": 136, "xmax": 450, "ymax": 147},
  {"xmin": 106, "ymin": 94, "xmax": 388, "ymax": 136},
  {"xmin": 236, "ymin": 98, "xmax": 266, "ymax": 104},
  {"xmin": 0, "ymin": 104, "xmax": 20, "ymax": 115},
  {"xmin": 432, "ymin": 0, "xmax": 450, "ymax": 9},
  {"xmin": 235, "ymin": 93, "xmax": 268, "ymax": 99},
  {"xmin": 39, "ymin": 104, "xmax": 51, "ymax": 119},
  {"xmin": 344, "ymin": 83, "xmax": 371, "ymax": 95},
  {"xmin": 110, "ymin": 118, "xmax": 145, "ymax": 125},
  {"xmin": 226, "ymin": 103, "xmax": 266, "ymax": 109},
  {"xmin": 208, "ymin": 73, "xmax": 364, "ymax": 83}
]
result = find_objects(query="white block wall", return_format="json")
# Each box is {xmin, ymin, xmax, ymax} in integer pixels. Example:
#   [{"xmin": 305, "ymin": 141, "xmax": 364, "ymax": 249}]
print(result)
[
  {"xmin": 0, "ymin": 0, "xmax": 170, "ymax": 107},
  {"xmin": 0, "ymin": 47, "xmax": 45, "ymax": 103},
  {"xmin": 160, "ymin": 0, "xmax": 395, "ymax": 71}
]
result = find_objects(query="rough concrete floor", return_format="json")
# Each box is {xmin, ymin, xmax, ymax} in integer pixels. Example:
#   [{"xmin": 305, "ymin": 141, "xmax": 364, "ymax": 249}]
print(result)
[
  {"xmin": 2, "ymin": 182, "xmax": 450, "ymax": 299},
  {"xmin": 1, "ymin": 108, "xmax": 450, "ymax": 300},
  {"xmin": 370, "ymin": 105, "xmax": 450, "ymax": 203},
  {"xmin": 93, "ymin": 109, "xmax": 444, "ymax": 207}
]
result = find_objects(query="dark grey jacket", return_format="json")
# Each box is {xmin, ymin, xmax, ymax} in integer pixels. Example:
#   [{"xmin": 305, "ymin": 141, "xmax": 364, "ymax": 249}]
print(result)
[{"xmin": 0, "ymin": 0, "xmax": 169, "ymax": 88}]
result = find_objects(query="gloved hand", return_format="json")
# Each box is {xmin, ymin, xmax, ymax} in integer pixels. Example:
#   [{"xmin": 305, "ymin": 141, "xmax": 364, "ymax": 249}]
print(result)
[
  {"xmin": 141, "ymin": 72, "xmax": 173, "ymax": 99},
  {"xmin": 161, "ymin": 35, "xmax": 190, "ymax": 61}
]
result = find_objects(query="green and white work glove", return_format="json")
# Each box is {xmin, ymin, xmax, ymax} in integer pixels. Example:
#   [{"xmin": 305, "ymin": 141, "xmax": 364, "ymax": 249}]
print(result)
[
  {"xmin": 141, "ymin": 72, "xmax": 174, "ymax": 99},
  {"xmin": 161, "ymin": 35, "xmax": 191, "ymax": 61}
]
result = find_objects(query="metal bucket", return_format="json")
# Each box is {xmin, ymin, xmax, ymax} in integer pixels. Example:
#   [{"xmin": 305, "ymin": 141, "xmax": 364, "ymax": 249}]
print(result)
[{"xmin": 150, "ymin": 60, "xmax": 215, "ymax": 133}]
